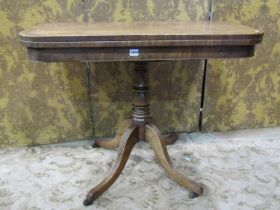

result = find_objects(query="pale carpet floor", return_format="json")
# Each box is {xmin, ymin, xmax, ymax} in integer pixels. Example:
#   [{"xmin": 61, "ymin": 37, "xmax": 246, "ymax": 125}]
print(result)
[{"xmin": 0, "ymin": 127, "xmax": 280, "ymax": 210}]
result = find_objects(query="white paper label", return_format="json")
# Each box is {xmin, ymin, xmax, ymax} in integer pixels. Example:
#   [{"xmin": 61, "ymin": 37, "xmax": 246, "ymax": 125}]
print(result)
[{"xmin": 129, "ymin": 49, "xmax": 139, "ymax": 56}]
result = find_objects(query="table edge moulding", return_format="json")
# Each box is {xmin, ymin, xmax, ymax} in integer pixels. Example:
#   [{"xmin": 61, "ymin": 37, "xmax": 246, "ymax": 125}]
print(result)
[{"xmin": 19, "ymin": 21, "xmax": 263, "ymax": 206}]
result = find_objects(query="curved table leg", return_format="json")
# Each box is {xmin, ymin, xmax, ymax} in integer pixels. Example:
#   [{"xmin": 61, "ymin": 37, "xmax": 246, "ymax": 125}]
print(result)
[
  {"xmin": 147, "ymin": 117, "xmax": 178, "ymax": 145},
  {"xmin": 84, "ymin": 125, "xmax": 139, "ymax": 206},
  {"xmin": 92, "ymin": 119, "xmax": 132, "ymax": 149},
  {"xmin": 145, "ymin": 122, "xmax": 203, "ymax": 198},
  {"xmin": 162, "ymin": 133, "xmax": 178, "ymax": 145}
]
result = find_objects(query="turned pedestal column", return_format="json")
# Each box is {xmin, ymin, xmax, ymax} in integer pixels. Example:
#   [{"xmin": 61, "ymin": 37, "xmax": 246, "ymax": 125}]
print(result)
[{"xmin": 83, "ymin": 62, "xmax": 203, "ymax": 206}]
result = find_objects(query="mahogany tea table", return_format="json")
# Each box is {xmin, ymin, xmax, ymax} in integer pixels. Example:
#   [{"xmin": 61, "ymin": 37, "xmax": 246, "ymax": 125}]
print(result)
[{"xmin": 19, "ymin": 21, "xmax": 263, "ymax": 206}]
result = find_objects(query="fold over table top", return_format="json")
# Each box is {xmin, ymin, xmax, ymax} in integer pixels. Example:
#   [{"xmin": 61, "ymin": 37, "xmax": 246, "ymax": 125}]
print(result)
[{"xmin": 19, "ymin": 21, "xmax": 263, "ymax": 62}]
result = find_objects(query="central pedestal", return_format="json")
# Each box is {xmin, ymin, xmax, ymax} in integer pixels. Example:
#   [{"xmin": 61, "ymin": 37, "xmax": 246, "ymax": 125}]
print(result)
[{"xmin": 84, "ymin": 62, "xmax": 203, "ymax": 206}]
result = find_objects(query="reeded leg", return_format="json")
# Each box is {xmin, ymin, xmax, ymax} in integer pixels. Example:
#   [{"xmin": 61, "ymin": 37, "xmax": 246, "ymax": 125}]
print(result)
[
  {"xmin": 84, "ymin": 125, "xmax": 139, "ymax": 206},
  {"xmin": 145, "ymin": 122, "xmax": 203, "ymax": 198},
  {"xmin": 147, "ymin": 117, "xmax": 178, "ymax": 145},
  {"xmin": 82, "ymin": 61, "xmax": 204, "ymax": 206},
  {"xmin": 93, "ymin": 118, "xmax": 177, "ymax": 149},
  {"xmin": 92, "ymin": 119, "xmax": 132, "ymax": 149}
]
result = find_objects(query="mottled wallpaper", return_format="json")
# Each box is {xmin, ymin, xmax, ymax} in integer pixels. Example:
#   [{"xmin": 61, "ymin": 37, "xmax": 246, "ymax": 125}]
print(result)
[
  {"xmin": 0, "ymin": 0, "xmax": 279, "ymax": 147},
  {"xmin": 0, "ymin": 0, "xmax": 92, "ymax": 147},
  {"xmin": 0, "ymin": 0, "xmax": 208, "ymax": 147},
  {"xmin": 202, "ymin": 0, "xmax": 280, "ymax": 132}
]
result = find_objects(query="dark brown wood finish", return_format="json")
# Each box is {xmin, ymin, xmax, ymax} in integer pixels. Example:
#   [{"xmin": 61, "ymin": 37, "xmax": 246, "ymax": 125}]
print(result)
[
  {"xmin": 92, "ymin": 118, "xmax": 178, "ymax": 149},
  {"xmin": 84, "ymin": 125, "xmax": 139, "ymax": 205},
  {"xmin": 19, "ymin": 21, "xmax": 263, "ymax": 62},
  {"xmin": 19, "ymin": 21, "xmax": 263, "ymax": 206},
  {"xmin": 83, "ymin": 62, "xmax": 203, "ymax": 206},
  {"xmin": 19, "ymin": 22, "xmax": 263, "ymax": 43},
  {"xmin": 26, "ymin": 45, "xmax": 256, "ymax": 62}
]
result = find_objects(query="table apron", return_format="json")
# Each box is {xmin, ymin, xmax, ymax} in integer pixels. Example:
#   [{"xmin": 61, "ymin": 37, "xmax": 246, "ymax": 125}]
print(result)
[{"xmin": 27, "ymin": 45, "xmax": 255, "ymax": 62}]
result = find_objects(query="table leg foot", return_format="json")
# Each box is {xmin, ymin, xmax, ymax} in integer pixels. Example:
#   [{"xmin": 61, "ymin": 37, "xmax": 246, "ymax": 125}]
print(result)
[
  {"xmin": 145, "ymin": 122, "xmax": 203, "ymax": 197},
  {"xmin": 93, "ymin": 119, "xmax": 132, "ymax": 149},
  {"xmin": 189, "ymin": 191, "xmax": 201, "ymax": 199},
  {"xmin": 84, "ymin": 125, "xmax": 139, "ymax": 206},
  {"xmin": 91, "ymin": 142, "xmax": 100, "ymax": 148},
  {"xmin": 83, "ymin": 198, "xmax": 93, "ymax": 206}
]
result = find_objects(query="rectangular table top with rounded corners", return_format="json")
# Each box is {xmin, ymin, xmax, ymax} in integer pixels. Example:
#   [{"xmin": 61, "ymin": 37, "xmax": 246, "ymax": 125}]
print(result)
[
  {"xmin": 19, "ymin": 21, "xmax": 263, "ymax": 62},
  {"xmin": 19, "ymin": 21, "xmax": 264, "ymax": 206}
]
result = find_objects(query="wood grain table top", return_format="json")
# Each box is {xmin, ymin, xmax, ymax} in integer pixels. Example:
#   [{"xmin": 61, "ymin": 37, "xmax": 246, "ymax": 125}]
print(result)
[{"xmin": 19, "ymin": 21, "xmax": 263, "ymax": 62}]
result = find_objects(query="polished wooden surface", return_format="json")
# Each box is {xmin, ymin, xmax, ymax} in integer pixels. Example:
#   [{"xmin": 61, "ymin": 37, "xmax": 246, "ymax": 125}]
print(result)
[
  {"xmin": 93, "ymin": 118, "xmax": 178, "ymax": 149},
  {"xmin": 19, "ymin": 21, "xmax": 263, "ymax": 62},
  {"xmin": 20, "ymin": 21, "xmax": 263, "ymax": 45},
  {"xmin": 83, "ymin": 62, "xmax": 203, "ymax": 206},
  {"xmin": 84, "ymin": 119, "xmax": 202, "ymax": 206},
  {"xmin": 26, "ymin": 45, "xmax": 256, "ymax": 62},
  {"xmin": 145, "ymin": 123, "xmax": 203, "ymax": 197},
  {"xmin": 84, "ymin": 125, "xmax": 139, "ymax": 206},
  {"xmin": 19, "ymin": 22, "xmax": 263, "ymax": 206}
]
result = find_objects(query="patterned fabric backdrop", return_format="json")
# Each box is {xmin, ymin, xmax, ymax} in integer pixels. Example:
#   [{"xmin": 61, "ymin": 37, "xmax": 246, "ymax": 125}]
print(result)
[
  {"xmin": 0, "ymin": 0, "xmax": 279, "ymax": 147},
  {"xmin": 0, "ymin": 0, "xmax": 208, "ymax": 147},
  {"xmin": 202, "ymin": 0, "xmax": 280, "ymax": 132},
  {"xmin": 0, "ymin": 0, "xmax": 92, "ymax": 147}
]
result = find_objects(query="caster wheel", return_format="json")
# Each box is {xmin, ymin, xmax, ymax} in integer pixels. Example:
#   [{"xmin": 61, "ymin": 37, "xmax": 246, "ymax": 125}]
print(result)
[
  {"xmin": 83, "ymin": 198, "xmax": 93, "ymax": 206},
  {"xmin": 92, "ymin": 142, "xmax": 100, "ymax": 148},
  {"xmin": 189, "ymin": 191, "xmax": 199, "ymax": 199}
]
